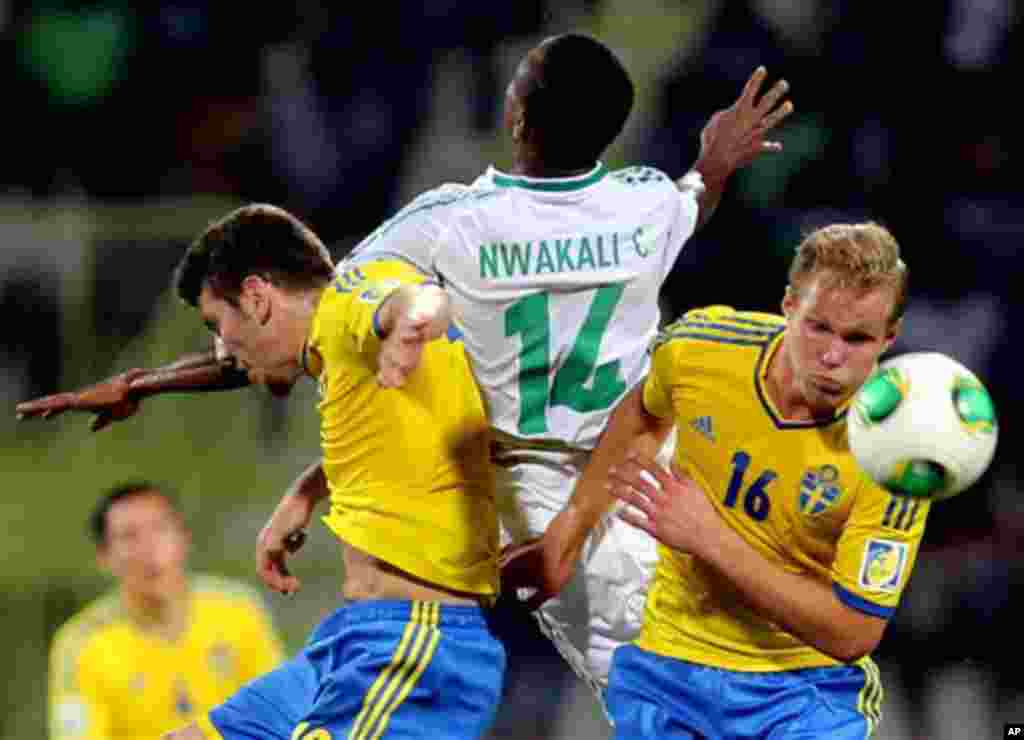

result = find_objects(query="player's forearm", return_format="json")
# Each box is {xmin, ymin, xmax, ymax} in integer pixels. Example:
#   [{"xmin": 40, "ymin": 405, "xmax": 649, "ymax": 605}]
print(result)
[
  {"xmin": 163, "ymin": 350, "xmax": 220, "ymax": 372},
  {"xmin": 696, "ymin": 526, "xmax": 885, "ymax": 663},
  {"xmin": 285, "ymin": 460, "xmax": 330, "ymax": 506},
  {"xmin": 683, "ymin": 159, "xmax": 729, "ymax": 231},
  {"xmin": 129, "ymin": 352, "xmax": 250, "ymax": 397},
  {"xmin": 556, "ymin": 384, "xmax": 663, "ymax": 558}
]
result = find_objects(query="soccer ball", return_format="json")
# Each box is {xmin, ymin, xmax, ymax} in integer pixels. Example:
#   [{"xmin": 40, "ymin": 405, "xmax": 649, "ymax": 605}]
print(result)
[{"xmin": 847, "ymin": 352, "xmax": 998, "ymax": 500}]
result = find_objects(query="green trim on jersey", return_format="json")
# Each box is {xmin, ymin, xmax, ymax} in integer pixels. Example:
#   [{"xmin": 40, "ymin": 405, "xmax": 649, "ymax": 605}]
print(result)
[
  {"xmin": 491, "ymin": 163, "xmax": 607, "ymax": 192},
  {"xmin": 610, "ymin": 166, "xmax": 670, "ymax": 185}
]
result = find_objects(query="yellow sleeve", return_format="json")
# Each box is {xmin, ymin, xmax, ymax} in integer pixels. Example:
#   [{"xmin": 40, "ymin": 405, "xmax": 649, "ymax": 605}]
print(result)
[
  {"xmin": 831, "ymin": 479, "xmax": 931, "ymax": 619},
  {"xmin": 49, "ymin": 630, "xmax": 111, "ymax": 740},
  {"xmin": 642, "ymin": 341, "xmax": 677, "ymax": 420},
  {"xmin": 231, "ymin": 597, "xmax": 288, "ymax": 682},
  {"xmin": 312, "ymin": 260, "xmax": 426, "ymax": 364}
]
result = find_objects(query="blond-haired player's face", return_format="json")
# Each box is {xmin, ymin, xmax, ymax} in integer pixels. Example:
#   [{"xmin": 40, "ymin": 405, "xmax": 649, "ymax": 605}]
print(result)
[
  {"xmin": 781, "ymin": 271, "xmax": 899, "ymax": 415},
  {"xmin": 99, "ymin": 492, "xmax": 188, "ymax": 600}
]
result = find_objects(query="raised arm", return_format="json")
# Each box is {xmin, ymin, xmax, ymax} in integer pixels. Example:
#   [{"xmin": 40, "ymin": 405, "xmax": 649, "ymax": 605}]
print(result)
[
  {"xmin": 15, "ymin": 347, "xmax": 249, "ymax": 432},
  {"xmin": 682, "ymin": 66, "xmax": 794, "ymax": 229}
]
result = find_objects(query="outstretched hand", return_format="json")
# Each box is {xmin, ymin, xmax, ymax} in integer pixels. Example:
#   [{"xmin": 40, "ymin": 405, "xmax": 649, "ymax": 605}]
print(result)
[
  {"xmin": 15, "ymin": 368, "xmax": 148, "ymax": 431},
  {"xmin": 697, "ymin": 66, "xmax": 793, "ymax": 179}
]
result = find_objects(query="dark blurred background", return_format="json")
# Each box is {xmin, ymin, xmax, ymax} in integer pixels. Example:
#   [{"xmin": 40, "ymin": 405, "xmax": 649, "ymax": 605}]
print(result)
[{"xmin": 2, "ymin": 1, "xmax": 1022, "ymax": 737}]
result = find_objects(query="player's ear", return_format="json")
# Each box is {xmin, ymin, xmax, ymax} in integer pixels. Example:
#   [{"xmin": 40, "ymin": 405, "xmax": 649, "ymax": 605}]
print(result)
[
  {"xmin": 883, "ymin": 317, "xmax": 902, "ymax": 349},
  {"xmin": 240, "ymin": 275, "xmax": 271, "ymax": 325},
  {"xmin": 512, "ymin": 117, "xmax": 525, "ymax": 143},
  {"xmin": 781, "ymin": 285, "xmax": 797, "ymax": 318},
  {"xmin": 96, "ymin": 547, "xmax": 112, "ymax": 574}
]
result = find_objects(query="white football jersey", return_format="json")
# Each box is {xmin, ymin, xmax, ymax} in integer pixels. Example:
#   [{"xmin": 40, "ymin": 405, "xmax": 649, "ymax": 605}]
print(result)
[{"xmin": 347, "ymin": 163, "xmax": 700, "ymax": 450}]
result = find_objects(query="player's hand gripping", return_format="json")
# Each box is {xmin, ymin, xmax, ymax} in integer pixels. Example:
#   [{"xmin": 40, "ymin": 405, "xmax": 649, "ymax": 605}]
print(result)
[
  {"xmin": 15, "ymin": 368, "xmax": 148, "ymax": 432},
  {"xmin": 257, "ymin": 495, "xmax": 314, "ymax": 596},
  {"xmin": 499, "ymin": 530, "xmax": 580, "ymax": 612},
  {"xmin": 376, "ymin": 284, "xmax": 450, "ymax": 388},
  {"xmin": 608, "ymin": 452, "xmax": 721, "ymax": 557},
  {"xmin": 697, "ymin": 66, "xmax": 794, "ymax": 179}
]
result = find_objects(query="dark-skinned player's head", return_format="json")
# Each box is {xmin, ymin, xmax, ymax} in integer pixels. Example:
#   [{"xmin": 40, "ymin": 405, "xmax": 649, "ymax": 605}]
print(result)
[{"xmin": 505, "ymin": 34, "xmax": 634, "ymax": 172}]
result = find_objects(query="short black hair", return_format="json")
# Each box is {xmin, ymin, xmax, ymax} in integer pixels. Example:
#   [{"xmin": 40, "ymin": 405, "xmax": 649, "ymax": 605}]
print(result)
[
  {"xmin": 89, "ymin": 482, "xmax": 181, "ymax": 546},
  {"xmin": 525, "ymin": 34, "xmax": 634, "ymax": 171},
  {"xmin": 175, "ymin": 204, "xmax": 334, "ymax": 308}
]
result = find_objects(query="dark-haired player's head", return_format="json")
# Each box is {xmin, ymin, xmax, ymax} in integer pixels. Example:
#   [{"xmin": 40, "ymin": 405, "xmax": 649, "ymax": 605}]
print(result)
[
  {"xmin": 91, "ymin": 482, "xmax": 190, "ymax": 602},
  {"xmin": 176, "ymin": 204, "xmax": 335, "ymax": 389},
  {"xmin": 176, "ymin": 204, "xmax": 334, "ymax": 309},
  {"xmin": 505, "ymin": 34, "xmax": 635, "ymax": 172}
]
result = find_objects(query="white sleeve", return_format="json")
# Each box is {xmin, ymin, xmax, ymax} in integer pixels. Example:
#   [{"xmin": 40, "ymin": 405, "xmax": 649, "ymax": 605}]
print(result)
[
  {"xmin": 661, "ymin": 177, "xmax": 702, "ymax": 276},
  {"xmin": 345, "ymin": 185, "xmax": 468, "ymax": 277}
]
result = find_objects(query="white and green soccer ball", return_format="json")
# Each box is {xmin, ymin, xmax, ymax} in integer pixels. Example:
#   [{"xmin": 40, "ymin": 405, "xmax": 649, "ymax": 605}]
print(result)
[{"xmin": 848, "ymin": 352, "xmax": 998, "ymax": 500}]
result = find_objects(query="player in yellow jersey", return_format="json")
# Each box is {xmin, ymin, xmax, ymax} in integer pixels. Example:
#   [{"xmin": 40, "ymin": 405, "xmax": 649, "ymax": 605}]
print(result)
[
  {"xmin": 159, "ymin": 204, "xmax": 503, "ymax": 740},
  {"xmin": 49, "ymin": 482, "xmax": 286, "ymax": 740},
  {"xmin": 506, "ymin": 222, "xmax": 923, "ymax": 737}
]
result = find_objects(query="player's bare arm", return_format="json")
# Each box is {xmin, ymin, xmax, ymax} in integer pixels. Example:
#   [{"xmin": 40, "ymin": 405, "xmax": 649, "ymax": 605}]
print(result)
[
  {"xmin": 374, "ymin": 282, "xmax": 451, "ymax": 388},
  {"xmin": 687, "ymin": 66, "xmax": 794, "ymax": 229},
  {"xmin": 610, "ymin": 453, "xmax": 886, "ymax": 663},
  {"xmin": 15, "ymin": 348, "xmax": 250, "ymax": 431},
  {"xmin": 500, "ymin": 383, "xmax": 670, "ymax": 610},
  {"xmin": 257, "ymin": 460, "xmax": 328, "ymax": 596}
]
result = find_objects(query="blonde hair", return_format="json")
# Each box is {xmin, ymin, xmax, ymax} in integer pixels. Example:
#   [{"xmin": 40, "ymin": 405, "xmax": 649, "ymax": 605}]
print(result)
[{"xmin": 787, "ymin": 222, "xmax": 908, "ymax": 324}]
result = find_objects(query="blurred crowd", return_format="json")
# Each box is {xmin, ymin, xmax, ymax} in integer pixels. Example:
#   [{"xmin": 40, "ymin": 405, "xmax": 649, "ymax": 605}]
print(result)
[{"xmin": 3, "ymin": 1, "xmax": 1023, "ymax": 737}]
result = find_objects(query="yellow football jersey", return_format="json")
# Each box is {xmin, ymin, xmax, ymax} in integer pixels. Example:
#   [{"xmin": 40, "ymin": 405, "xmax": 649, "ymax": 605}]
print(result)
[
  {"xmin": 49, "ymin": 574, "xmax": 285, "ymax": 739},
  {"xmin": 639, "ymin": 306, "xmax": 931, "ymax": 672},
  {"xmin": 306, "ymin": 258, "xmax": 498, "ymax": 597}
]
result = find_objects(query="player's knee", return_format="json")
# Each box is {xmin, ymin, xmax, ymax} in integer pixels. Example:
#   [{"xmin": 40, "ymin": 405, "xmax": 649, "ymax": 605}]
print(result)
[{"xmin": 161, "ymin": 722, "xmax": 206, "ymax": 740}]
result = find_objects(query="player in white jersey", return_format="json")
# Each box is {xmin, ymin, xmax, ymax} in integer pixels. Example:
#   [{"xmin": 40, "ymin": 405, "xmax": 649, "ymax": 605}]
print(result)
[
  {"xmin": 17, "ymin": 32, "xmax": 792, "ymax": 719},
  {"xmin": 349, "ymin": 33, "xmax": 793, "ymax": 691}
]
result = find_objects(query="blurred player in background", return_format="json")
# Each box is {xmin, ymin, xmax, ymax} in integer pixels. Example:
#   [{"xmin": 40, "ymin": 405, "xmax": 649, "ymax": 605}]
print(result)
[
  {"xmin": 161, "ymin": 205, "xmax": 504, "ymax": 739},
  {"xmin": 517, "ymin": 223, "xmax": 928, "ymax": 737},
  {"xmin": 49, "ymin": 482, "xmax": 286, "ymax": 740},
  {"xmin": 19, "ymin": 33, "xmax": 792, "ymax": 734}
]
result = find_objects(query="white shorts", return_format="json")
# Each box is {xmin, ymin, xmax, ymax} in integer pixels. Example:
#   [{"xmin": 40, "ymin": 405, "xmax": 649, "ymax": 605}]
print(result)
[{"xmin": 493, "ymin": 429, "xmax": 676, "ymax": 689}]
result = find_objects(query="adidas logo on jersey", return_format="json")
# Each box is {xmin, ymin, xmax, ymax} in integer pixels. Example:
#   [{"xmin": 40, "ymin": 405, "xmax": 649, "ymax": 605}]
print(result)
[{"xmin": 690, "ymin": 416, "xmax": 715, "ymax": 442}]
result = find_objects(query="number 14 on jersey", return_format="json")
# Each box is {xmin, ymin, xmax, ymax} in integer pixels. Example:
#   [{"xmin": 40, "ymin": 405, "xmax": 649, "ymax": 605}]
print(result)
[{"xmin": 505, "ymin": 286, "xmax": 627, "ymax": 435}]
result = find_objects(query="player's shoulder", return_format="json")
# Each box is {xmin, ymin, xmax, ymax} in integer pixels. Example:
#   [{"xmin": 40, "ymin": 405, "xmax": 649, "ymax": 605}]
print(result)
[
  {"xmin": 399, "ymin": 179, "xmax": 507, "ymax": 216},
  {"xmin": 654, "ymin": 305, "xmax": 785, "ymax": 353},
  {"xmin": 191, "ymin": 573, "xmax": 271, "ymax": 614},
  {"xmin": 607, "ymin": 165, "xmax": 675, "ymax": 192},
  {"xmin": 51, "ymin": 590, "xmax": 125, "ymax": 661},
  {"xmin": 335, "ymin": 256, "xmax": 422, "ymax": 285}
]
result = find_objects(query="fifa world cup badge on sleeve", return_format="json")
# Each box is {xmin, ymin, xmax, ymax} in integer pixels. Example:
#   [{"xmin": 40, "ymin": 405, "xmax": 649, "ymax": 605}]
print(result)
[
  {"xmin": 858, "ymin": 538, "xmax": 908, "ymax": 593},
  {"xmin": 55, "ymin": 699, "xmax": 89, "ymax": 735}
]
